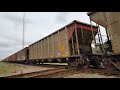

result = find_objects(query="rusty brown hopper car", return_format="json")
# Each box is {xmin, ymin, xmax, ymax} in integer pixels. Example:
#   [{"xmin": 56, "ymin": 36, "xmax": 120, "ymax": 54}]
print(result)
[
  {"xmin": 2, "ymin": 47, "xmax": 29, "ymax": 63},
  {"xmin": 5, "ymin": 57, "xmax": 9, "ymax": 62},
  {"xmin": 2, "ymin": 53, "xmax": 17, "ymax": 62},
  {"xmin": 6, "ymin": 55, "xmax": 12, "ymax": 62},
  {"xmin": 11, "ymin": 53, "xmax": 17, "ymax": 62},
  {"xmin": 28, "ymin": 20, "xmax": 98, "ymax": 63},
  {"xmin": 16, "ymin": 47, "xmax": 29, "ymax": 62},
  {"xmin": 5, "ymin": 58, "xmax": 8, "ymax": 62}
]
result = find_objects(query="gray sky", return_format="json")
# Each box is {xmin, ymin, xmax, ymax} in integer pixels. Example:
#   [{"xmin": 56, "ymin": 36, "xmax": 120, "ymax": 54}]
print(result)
[{"xmin": 0, "ymin": 12, "xmax": 107, "ymax": 60}]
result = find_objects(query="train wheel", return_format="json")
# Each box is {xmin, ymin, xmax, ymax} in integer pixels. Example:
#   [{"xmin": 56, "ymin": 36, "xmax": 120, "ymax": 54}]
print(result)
[{"xmin": 74, "ymin": 58, "xmax": 90, "ymax": 68}]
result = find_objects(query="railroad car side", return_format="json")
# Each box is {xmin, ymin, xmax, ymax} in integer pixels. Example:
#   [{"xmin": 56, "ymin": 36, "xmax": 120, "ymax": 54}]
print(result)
[
  {"xmin": 28, "ymin": 20, "xmax": 98, "ymax": 64},
  {"xmin": 11, "ymin": 53, "xmax": 17, "ymax": 62},
  {"xmin": 8, "ymin": 55, "xmax": 12, "ymax": 62},
  {"xmin": 28, "ymin": 27, "xmax": 70, "ymax": 63},
  {"xmin": 5, "ymin": 56, "xmax": 10, "ymax": 62},
  {"xmin": 16, "ymin": 47, "xmax": 29, "ymax": 62}
]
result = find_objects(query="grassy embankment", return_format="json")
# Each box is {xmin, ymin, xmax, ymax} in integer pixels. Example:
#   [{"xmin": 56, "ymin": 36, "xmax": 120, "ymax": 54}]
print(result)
[{"xmin": 0, "ymin": 62, "xmax": 18, "ymax": 76}]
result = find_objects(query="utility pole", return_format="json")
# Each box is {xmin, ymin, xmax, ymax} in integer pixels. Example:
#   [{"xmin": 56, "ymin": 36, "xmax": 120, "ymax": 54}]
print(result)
[{"xmin": 23, "ymin": 12, "xmax": 25, "ymax": 49}]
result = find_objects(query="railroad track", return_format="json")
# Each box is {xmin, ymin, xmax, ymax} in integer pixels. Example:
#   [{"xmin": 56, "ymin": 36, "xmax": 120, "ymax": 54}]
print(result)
[
  {"xmin": 33, "ymin": 68, "xmax": 71, "ymax": 78},
  {"xmin": 2, "ymin": 68, "xmax": 71, "ymax": 78},
  {"xmin": 73, "ymin": 68, "xmax": 120, "ymax": 77}
]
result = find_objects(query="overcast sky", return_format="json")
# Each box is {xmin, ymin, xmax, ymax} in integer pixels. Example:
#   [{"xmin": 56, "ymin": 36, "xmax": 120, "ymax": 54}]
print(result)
[{"xmin": 0, "ymin": 12, "xmax": 107, "ymax": 60}]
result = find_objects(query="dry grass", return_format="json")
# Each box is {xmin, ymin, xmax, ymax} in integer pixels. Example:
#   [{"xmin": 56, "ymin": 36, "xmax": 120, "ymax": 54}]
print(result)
[
  {"xmin": 0, "ymin": 62, "xmax": 18, "ymax": 76},
  {"xmin": 0, "ymin": 62, "xmax": 55, "ymax": 77}
]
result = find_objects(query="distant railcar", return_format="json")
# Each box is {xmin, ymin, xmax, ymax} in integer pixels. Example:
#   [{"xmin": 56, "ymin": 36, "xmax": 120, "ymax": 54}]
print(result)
[
  {"xmin": 11, "ymin": 53, "xmax": 17, "ymax": 62},
  {"xmin": 16, "ymin": 47, "xmax": 29, "ymax": 63},
  {"xmin": 2, "ymin": 47, "xmax": 29, "ymax": 63},
  {"xmin": 6, "ymin": 55, "xmax": 12, "ymax": 62}
]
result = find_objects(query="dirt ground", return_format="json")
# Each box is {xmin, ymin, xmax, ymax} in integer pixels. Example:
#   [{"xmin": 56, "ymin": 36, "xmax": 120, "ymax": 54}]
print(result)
[
  {"xmin": 0, "ymin": 62, "xmax": 54, "ymax": 77},
  {"xmin": 63, "ymin": 72, "xmax": 118, "ymax": 78},
  {"xmin": 41, "ymin": 68, "xmax": 120, "ymax": 78},
  {"xmin": 0, "ymin": 62, "xmax": 120, "ymax": 78},
  {"xmin": 62, "ymin": 69, "xmax": 120, "ymax": 78}
]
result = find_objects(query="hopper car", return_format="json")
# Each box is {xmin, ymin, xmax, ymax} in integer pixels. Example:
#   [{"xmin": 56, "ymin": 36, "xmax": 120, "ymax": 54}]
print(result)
[
  {"xmin": 2, "ymin": 20, "xmax": 100, "ymax": 68},
  {"xmin": 3, "ymin": 13, "xmax": 120, "ymax": 71},
  {"xmin": 4, "ymin": 47, "xmax": 29, "ymax": 63},
  {"xmin": 88, "ymin": 12, "xmax": 120, "ymax": 70}
]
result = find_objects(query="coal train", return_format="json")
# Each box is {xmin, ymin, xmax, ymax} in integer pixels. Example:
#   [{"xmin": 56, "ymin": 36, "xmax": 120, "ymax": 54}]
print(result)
[
  {"xmin": 2, "ymin": 12, "xmax": 120, "ymax": 70},
  {"xmin": 2, "ymin": 20, "xmax": 99, "ymax": 67}
]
